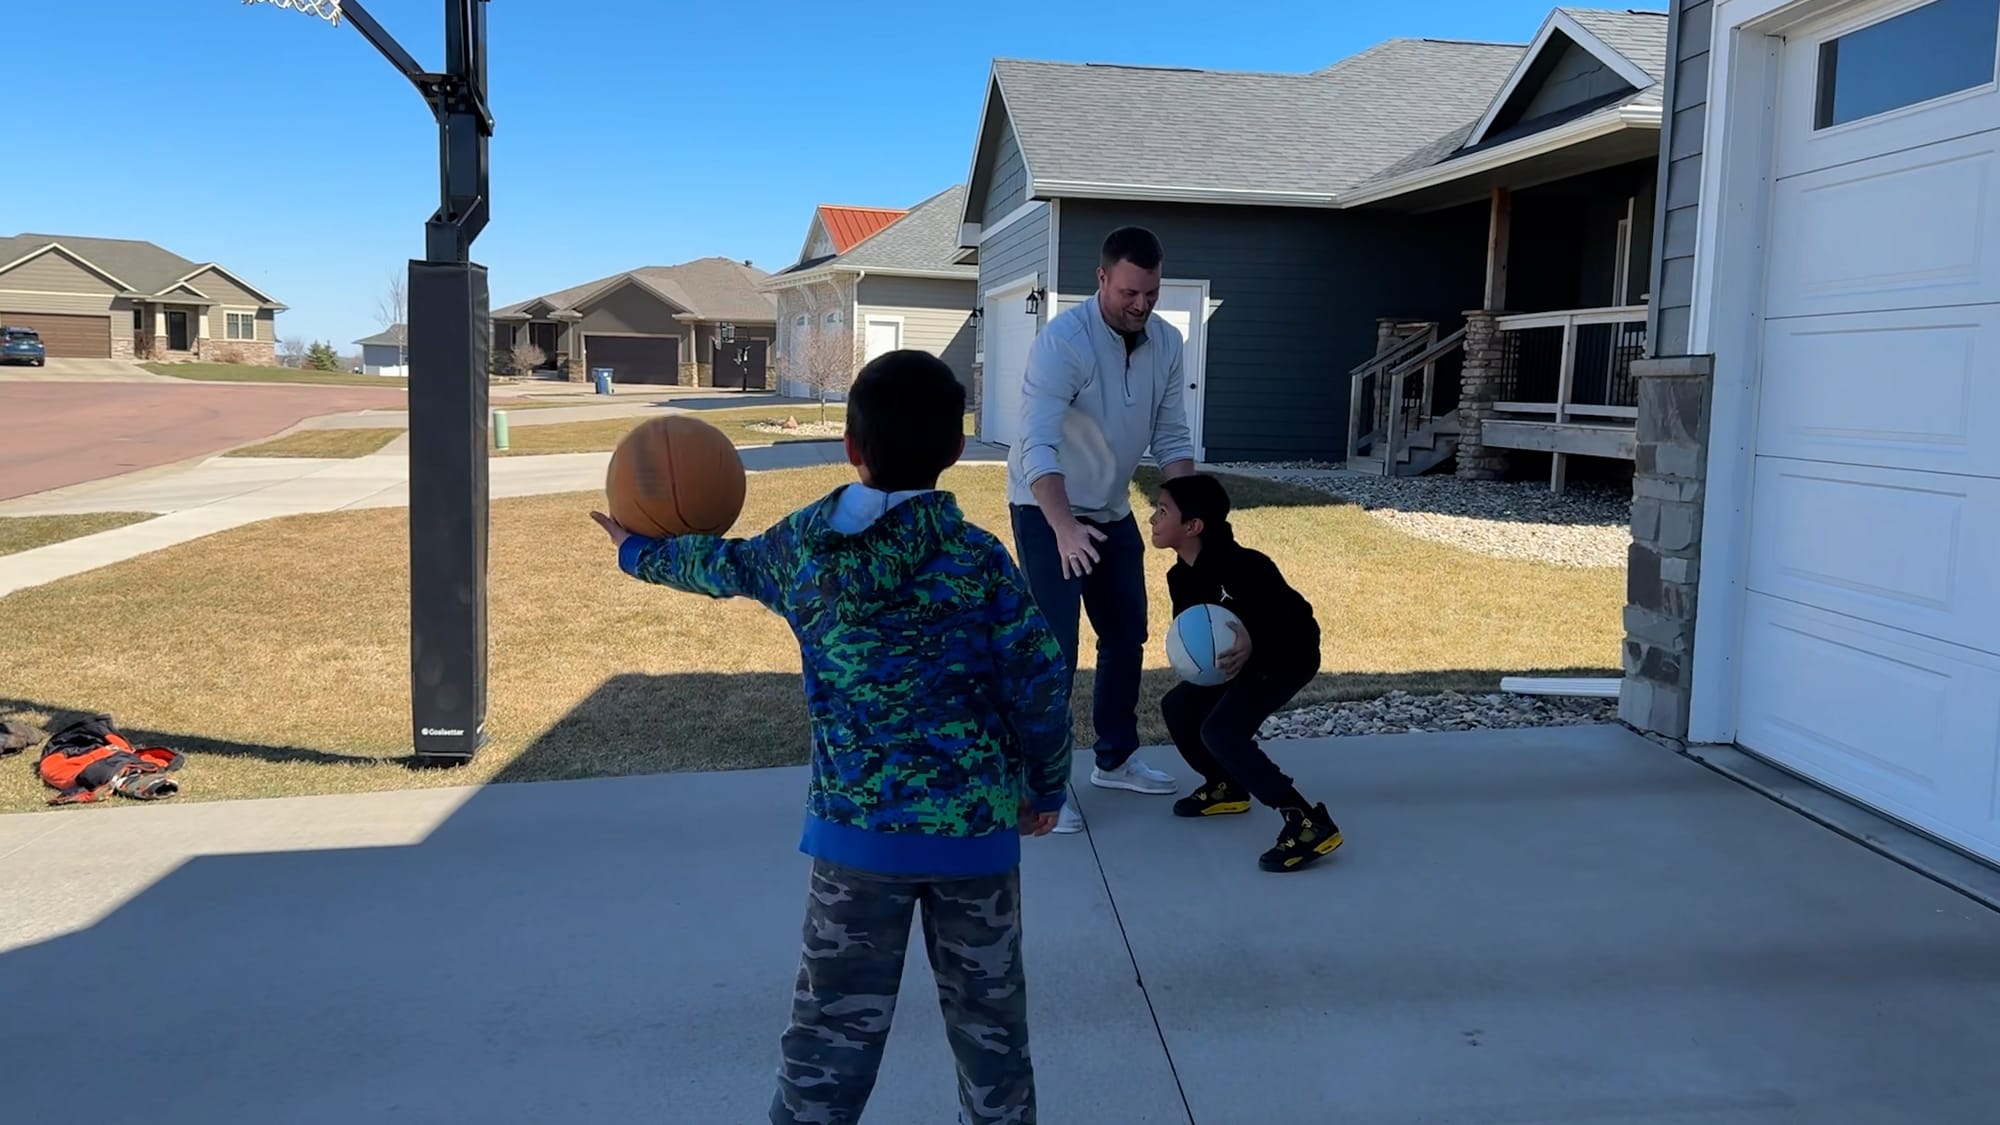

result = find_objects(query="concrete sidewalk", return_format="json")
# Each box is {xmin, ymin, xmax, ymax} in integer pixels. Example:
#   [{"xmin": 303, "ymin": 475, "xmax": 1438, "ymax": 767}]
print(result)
[
  {"xmin": 0, "ymin": 442, "xmax": 1006, "ymax": 598},
  {"xmin": 4, "ymin": 724, "xmax": 1999, "ymax": 1123}
]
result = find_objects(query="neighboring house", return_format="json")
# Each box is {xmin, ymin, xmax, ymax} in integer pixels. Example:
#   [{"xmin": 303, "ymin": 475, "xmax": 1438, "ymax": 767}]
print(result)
[
  {"xmin": 492, "ymin": 258, "xmax": 777, "ymax": 387},
  {"xmin": 355, "ymin": 324, "xmax": 407, "ymax": 377},
  {"xmin": 1616, "ymin": 0, "xmax": 2000, "ymax": 871},
  {"xmin": 956, "ymin": 8, "xmax": 1667, "ymax": 473},
  {"xmin": 0, "ymin": 233, "xmax": 286, "ymax": 364},
  {"xmin": 761, "ymin": 186, "xmax": 979, "ymax": 401}
]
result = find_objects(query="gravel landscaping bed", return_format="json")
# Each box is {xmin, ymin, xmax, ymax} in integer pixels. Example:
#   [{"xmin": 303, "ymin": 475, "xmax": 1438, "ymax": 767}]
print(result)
[
  {"xmin": 1216, "ymin": 465, "xmax": 1632, "ymax": 568},
  {"xmin": 1261, "ymin": 689, "xmax": 1618, "ymax": 740},
  {"xmin": 748, "ymin": 420, "xmax": 845, "ymax": 438}
]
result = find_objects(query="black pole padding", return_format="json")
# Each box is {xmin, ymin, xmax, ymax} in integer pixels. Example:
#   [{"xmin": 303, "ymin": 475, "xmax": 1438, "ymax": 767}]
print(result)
[{"xmin": 408, "ymin": 261, "xmax": 490, "ymax": 765}]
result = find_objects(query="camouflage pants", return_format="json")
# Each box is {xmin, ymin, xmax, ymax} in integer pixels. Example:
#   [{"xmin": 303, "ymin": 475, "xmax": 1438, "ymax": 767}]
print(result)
[{"xmin": 770, "ymin": 860, "xmax": 1036, "ymax": 1125}]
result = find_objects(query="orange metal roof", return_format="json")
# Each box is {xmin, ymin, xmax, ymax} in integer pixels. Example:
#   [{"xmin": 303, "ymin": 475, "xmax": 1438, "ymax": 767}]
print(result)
[{"xmin": 817, "ymin": 205, "xmax": 907, "ymax": 253}]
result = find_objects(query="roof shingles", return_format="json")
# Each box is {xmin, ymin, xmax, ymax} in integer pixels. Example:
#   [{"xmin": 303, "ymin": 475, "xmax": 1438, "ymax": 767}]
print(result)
[
  {"xmin": 980, "ymin": 8, "xmax": 1668, "ymax": 205},
  {"xmin": 0, "ymin": 232, "xmax": 280, "ymax": 303},
  {"xmin": 496, "ymin": 258, "xmax": 777, "ymax": 322},
  {"xmin": 993, "ymin": 39, "xmax": 1527, "ymax": 200}
]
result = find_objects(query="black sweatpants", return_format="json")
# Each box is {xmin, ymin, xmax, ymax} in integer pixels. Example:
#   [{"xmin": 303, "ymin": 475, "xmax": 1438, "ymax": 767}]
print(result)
[{"xmin": 1160, "ymin": 662, "xmax": 1317, "ymax": 810}]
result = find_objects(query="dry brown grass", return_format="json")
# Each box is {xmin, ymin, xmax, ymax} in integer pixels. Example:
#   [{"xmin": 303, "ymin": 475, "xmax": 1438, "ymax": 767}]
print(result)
[
  {"xmin": 495, "ymin": 406, "xmax": 845, "ymax": 456},
  {"xmin": 224, "ymin": 428, "xmax": 404, "ymax": 458},
  {"xmin": 496, "ymin": 405, "xmax": 976, "ymax": 456},
  {"xmin": 0, "ymin": 466, "xmax": 1623, "ymax": 812},
  {"xmin": 0, "ymin": 513, "xmax": 158, "ymax": 557}
]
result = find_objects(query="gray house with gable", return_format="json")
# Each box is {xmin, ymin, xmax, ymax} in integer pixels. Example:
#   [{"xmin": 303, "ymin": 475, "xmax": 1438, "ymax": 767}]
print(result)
[{"xmin": 956, "ymin": 6, "xmax": 1672, "ymax": 481}]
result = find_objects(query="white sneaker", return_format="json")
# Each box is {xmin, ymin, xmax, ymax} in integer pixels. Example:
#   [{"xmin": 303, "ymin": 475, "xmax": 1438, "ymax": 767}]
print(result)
[
  {"xmin": 1053, "ymin": 803, "xmax": 1085, "ymax": 834},
  {"xmin": 1090, "ymin": 756, "xmax": 1178, "ymax": 795}
]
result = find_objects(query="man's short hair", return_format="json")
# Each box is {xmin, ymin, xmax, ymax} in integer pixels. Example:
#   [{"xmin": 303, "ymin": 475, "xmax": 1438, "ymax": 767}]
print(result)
[
  {"xmin": 1100, "ymin": 226, "xmax": 1163, "ymax": 272},
  {"xmin": 846, "ymin": 349, "xmax": 967, "ymax": 491}
]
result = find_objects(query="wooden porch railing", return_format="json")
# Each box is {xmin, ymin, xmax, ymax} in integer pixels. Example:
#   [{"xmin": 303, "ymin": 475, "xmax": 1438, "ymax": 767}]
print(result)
[
  {"xmin": 1491, "ymin": 304, "xmax": 1648, "ymax": 423},
  {"xmin": 1346, "ymin": 322, "xmax": 1466, "ymax": 465}
]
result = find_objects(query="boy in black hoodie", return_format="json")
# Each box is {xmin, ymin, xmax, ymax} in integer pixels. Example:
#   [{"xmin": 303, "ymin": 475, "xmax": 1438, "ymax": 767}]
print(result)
[{"xmin": 1150, "ymin": 473, "xmax": 1343, "ymax": 872}]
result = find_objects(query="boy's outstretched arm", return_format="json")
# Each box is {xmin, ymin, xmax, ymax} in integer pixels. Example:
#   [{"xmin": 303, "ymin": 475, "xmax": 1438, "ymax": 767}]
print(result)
[
  {"xmin": 592, "ymin": 510, "xmax": 792, "ymax": 612},
  {"xmin": 989, "ymin": 553, "xmax": 1073, "ymax": 815}
]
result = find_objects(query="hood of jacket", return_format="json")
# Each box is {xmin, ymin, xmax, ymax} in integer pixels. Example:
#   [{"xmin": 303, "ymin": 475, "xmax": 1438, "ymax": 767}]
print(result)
[{"xmin": 804, "ymin": 485, "xmax": 963, "ymax": 619}]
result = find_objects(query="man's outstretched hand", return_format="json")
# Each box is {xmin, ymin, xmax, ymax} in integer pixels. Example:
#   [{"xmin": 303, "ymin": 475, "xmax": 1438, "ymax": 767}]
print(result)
[{"xmin": 590, "ymin": 511, "xmax": 632, "ymax": 547}]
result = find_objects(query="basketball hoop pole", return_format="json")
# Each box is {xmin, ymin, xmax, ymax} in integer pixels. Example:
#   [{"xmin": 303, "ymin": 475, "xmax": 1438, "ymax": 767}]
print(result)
[{"xmin": 316, "ymin": 0, "xmax": 495, "ymax": 765}]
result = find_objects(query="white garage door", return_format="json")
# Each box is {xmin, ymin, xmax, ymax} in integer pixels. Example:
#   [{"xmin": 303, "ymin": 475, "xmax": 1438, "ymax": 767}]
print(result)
[
  {"xmin": 1736, "ymin": 0, "xmax": 2000, "ymax": 862},
  {"xmin": 980, "ymin": 281, "xmax": 1039, "ymax": 448}
]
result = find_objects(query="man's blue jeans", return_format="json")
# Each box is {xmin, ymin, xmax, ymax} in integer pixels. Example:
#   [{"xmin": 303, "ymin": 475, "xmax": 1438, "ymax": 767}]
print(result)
[{"xmin": 1009, "ymin": 505, "xmax": 1147, "ymax": 771}]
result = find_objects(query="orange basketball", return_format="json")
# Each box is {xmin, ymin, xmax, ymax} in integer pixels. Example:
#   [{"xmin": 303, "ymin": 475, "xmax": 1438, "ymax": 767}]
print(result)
[{"xmin": 605, "ymin": 415, "xmax": 747, "ymax": 538}]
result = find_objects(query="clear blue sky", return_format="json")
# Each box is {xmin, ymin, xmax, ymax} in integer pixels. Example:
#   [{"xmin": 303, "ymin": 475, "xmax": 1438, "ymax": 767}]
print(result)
[{"xmin": 1, "ymin": 0, "xmax": 1639, "ymax": 350}]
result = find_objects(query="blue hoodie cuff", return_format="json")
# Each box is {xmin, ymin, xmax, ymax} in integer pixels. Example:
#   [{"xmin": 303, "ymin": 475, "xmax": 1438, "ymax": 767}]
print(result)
[
  {"xmin": 1030, "ymin": 791, "xmax": 1067, "ymax": 814},
  {"xmin": 618, "ymin": 534, "xmax": 659, "ymax": 576}
]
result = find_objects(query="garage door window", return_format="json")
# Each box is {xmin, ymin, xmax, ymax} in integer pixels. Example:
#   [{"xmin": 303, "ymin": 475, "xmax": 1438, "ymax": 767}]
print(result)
[{"xmin": 1814, "ymin": 0, "xmax": 1999, "ymax": 128}]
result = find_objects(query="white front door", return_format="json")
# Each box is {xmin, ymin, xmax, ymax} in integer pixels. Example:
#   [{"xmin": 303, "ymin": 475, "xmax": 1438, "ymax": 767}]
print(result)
[
  {"xmin": 863, "ymin": 316, "xmax": 903, "ymax": 362},
  {"xmin": 1150, "ymin": 280, "xmax": 1210, "ymax": 461},
  {"xmin": 1732, "ymin": 0, "xmax": 2000, "ymax": 863},
  {"xmin": 980, "ymin": 277, "xmax": 1039, "ymax": 448}
]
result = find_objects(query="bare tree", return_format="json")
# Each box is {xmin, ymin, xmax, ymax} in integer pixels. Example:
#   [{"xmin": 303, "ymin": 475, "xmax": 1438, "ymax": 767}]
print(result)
[
  {"xmin": 789, "ymin": 322, "xmax": 853, "ymax": 424},
  {"xmin": 278, "ymin": 336, "xmax": 307, "ymax": 367},
  {"xmin": 377, "ymin": 272, "xmax": 408, "ymax": 363},
  {"xmin": 508, "ymin": 340, "xmax": 547, "ymax": 376}
]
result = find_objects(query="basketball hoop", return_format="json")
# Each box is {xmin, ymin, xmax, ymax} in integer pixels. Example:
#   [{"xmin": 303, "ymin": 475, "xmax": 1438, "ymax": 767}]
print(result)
[{"xmin": 242, "ymin": 0, "xmax": 343, "ymax": 25}]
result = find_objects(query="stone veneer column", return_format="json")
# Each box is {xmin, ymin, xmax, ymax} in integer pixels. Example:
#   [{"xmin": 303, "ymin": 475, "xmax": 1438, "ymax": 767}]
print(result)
[
  {"xmin": 1376, "ymin": 317, "xmax": 1407, "ymax": 355},
  {"xmin": 1618, "ymin": 356, "xmax": 1715, "ymax": 740},
  {"xmin": 1454, "ymin": 310, "xmax": 1506, "ymax": 481}
]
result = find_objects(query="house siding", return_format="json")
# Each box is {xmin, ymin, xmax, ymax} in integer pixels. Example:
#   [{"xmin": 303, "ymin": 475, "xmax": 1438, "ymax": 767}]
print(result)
[
  {"xmin": 1521, "ymin": 42, "xmax": 1634, "ymax": 119},
  {"xmin": 982, "ymin": 119, "xmax": 1031, "ymax": 225},
  {"xmin": 974, "ymin": 202, "xmax": 1050, "ymax": 361},
  {"xmin": 576, "ymin": 282, "xmax": 682, "ymax": 336},
  {"xmin": 856, "ymin": 274, "xmax": 977, "ymax": 382},
  {"xmin": 1056, "ymin": 199, "xmax": 1490, "ymax": 462},
  {"xmin": 188, "ymin": 269, "xmax": 277, "ymax": 342},
  {"xmin": 0, "ymin": 251, "xmax": 120, "ymax": 314},
  {"xmin": 1648, "ymin": 0, "xmax": 1711, "ymax": 356}
]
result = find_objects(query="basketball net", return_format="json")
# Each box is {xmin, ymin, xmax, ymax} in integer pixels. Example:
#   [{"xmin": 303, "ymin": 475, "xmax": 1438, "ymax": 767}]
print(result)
[{"xmin": 242, "ymin": 0, "xmax": 343, "ymax": 25}]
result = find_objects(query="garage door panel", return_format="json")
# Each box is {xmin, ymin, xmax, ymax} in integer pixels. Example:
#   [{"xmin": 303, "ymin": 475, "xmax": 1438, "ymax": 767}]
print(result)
[
  {"xmin": 586, "ymin": 334, "xmax": 678, "ymax": 384},
  {"xmin": 1746, "ymin": 458, "xmax": 2000, "ymax": 651},
  {"xmin": 1766, "ymin": 130, "xmax": 2000, "ymax": 318},
  {"xmin": 1738, "ymin": 594, "xmax": 2000, "ymax": 861},
  {"xmin": 980, "ymin": 290, "xmax": 1036, "ymax": 449},
  {"xmin": 1776, "ymin": 0, "xmax": 2000, "ymax": 177},
  {"xmin": 1754, "ymin": 304, "xmax": 2000, "ymax": 474},
  {"xmin": 0, "ymin": 312, "xmax": 110, "ymax": 358}
]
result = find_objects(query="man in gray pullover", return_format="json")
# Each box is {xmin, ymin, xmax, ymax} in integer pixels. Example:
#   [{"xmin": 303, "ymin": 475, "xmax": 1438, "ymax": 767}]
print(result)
[{"xmin": 1007, "ymin": 226, "xmax": 1197, "ymax": 833}]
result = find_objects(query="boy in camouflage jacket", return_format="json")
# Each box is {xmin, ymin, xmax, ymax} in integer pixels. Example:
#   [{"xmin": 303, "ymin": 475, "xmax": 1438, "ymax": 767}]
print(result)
[{"xmin": 593, "ymin": 349, "xmax": 1072, "ymax": 1124}]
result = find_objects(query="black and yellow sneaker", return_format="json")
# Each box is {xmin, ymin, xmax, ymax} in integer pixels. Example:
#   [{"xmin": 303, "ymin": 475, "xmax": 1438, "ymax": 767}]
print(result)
[
  {"xmin": 1173, "ymin": 778, "xmax": 1253, "ymax": 818},
  {"xmin": 1258, "ymin": 803, "xmax": 1343, "ymax": 872}
]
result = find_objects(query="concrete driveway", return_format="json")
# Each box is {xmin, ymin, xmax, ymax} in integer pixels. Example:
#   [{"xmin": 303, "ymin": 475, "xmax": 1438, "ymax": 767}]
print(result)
[
  {"xmin": 0, "ymin": 356, "xmax": 174, "ymax": 382},
  {"xmin": 0, "ymin": 380, "xmax": 406, "ymax": 500},
  {"xmin": 3, "ymin": 723, "xmax": 1997, "ymax": 1123}
]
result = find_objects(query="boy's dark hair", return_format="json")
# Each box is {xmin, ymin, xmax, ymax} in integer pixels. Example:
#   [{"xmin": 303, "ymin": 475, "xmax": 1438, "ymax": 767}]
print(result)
[
  {"xmin": 845, "ymin": 348, "xmax": 967, "ymax": 491},
  {"xmin": 1160, "ymin": 473, "xmax": 1235, "ymax": 544},
  {"xmin": 1100, "ymin": 226, "xmax": 1163, "ymax": 272}
]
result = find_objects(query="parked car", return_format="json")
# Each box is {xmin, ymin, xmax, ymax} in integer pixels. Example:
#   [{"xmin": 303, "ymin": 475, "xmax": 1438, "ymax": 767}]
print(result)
[{"xmin": 1, "ymin": 326, "xmax": 47, "ymax": 366}]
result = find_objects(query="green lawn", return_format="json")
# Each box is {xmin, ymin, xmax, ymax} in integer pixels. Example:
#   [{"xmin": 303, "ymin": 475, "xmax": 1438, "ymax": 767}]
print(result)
[
  {"xmin": 0, "ymin": 512, "xmax": 156, "ymax": 557},
  {"xmin": 0, "ymin": 466, "xmax": 1624, "ymax": 812},
  {"xmin": 145, "ymin": 362, "xmax": 409, "ymax": 388}
]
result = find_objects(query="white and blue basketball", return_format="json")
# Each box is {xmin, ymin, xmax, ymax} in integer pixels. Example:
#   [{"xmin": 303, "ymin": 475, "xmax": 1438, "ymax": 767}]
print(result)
[{"xmin": 1165, "ymin": 603, "xmax": 1245, "ymax": 686}]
